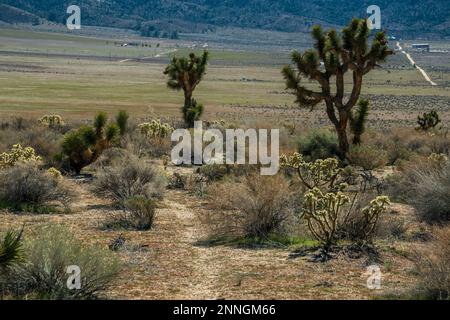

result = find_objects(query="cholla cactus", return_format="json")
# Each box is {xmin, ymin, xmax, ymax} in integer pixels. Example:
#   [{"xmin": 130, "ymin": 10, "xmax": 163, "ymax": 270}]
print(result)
[
  {"xmin": 0, "ymin": 144, "xmax": 42, "ymax": 169},
  {"xmin": 303, "ymin": 188, "xmax": 350, "ymax": 251},
  {"xmin": 303, "ymin": 188, "xmax": 390, "ymax": 252},
  {"xmin": 38, "ymin": 115, "xmax": 64, "ymax": 128},
  {"xmin": 358, "ymin": 196, "xmax": 391, "ymax": 244},
  {"xmin": 428, "ymin": 153, "xmax": 448, "ymax": 168},
  {"xmin": 47, "ymin": 167, "xmax": 62, "ymax": 179},
  {"xmin": 138, "ymin": 120, "xmax": 174, "ymax": 138},
  {"xmin": 280, "ymin": 153, "xmax": 341, "ymax": 189}
]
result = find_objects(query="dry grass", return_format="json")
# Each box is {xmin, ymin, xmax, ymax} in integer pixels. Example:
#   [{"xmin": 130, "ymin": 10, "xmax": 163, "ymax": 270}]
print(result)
[
  {"xmin": 204, "ymin": 174, "xmax": 298, "ymax": 239},
  {"xmin": 412, "ymin": 226, "xmax": 450, "ymax": 300}
]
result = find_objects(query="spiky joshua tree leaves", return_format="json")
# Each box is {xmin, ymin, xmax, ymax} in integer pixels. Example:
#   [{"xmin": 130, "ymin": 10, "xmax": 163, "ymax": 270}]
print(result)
[
  {"xmin": 61, "ymin": 112, "xmax": 123, "ymax": 174},
  {"xmin": 282, "ymin": 18, "xmax": 393, "ymax": 159},
  {"xmin": 350, "ymin": 99, "xmax": 370, "ymax": 145},
  {"xmin": 164, "ymin": 51, "xmax": 209, "ymax": 127}
]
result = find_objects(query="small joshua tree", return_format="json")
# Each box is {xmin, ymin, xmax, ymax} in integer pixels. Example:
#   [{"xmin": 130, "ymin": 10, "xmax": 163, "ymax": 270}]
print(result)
[
  {"xmin": 282, "ymin": 18, "xmax": 393, "ymax": 159},
  {"xmin": 164, "ymin": 51, "xmax": 209, "ymax": 127},
  {"xmin": 61, "ymin": 112, "xmax": 121, "ymax": 174},
  {"xmin": 417, "ymin": 110, "xmax": 441, "ymax": 131}
]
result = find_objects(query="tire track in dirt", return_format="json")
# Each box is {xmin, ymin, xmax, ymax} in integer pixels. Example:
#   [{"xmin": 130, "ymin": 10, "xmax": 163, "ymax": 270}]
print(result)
[{"xmin": 162, "ymin": 190, "xmax": 223, "ymax": 300}]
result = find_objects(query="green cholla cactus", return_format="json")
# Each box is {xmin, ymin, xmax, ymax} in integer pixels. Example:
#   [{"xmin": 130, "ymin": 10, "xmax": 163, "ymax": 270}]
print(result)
[
  {"xmin": 0, "ymin": 144, "xmax": 42, "ymax": 169},
  {"xmin": 280, "ymin": 153, "xmax": 341, "ymax": 189},
  {"xmin": 358, "ymin": 196, "xmax": 391, "ymax": 244},
  {"xmin": 303, "ymin": 189, "xmax": 390, "ymax": 252},
  {"xmin": 38, "ymin": 115, "xmax": 64, "ymax": 129},
  {"xmin": 303, "ymin": 188, "xmax": 350, "ymax": 251},
  {"xmin": 138, "ymin": 120, "xmax": 174, "ymax": 138},
  {"xmin": 428, "ymin": 153, "xmax": 448, "ymax": 168},
  {"xmin": 47, "ymin": 167, "xmax": 62, "ymax": 179},
  {"xmin": 417, "ymin": 110, "xmax": 441, "ymax": 131}
]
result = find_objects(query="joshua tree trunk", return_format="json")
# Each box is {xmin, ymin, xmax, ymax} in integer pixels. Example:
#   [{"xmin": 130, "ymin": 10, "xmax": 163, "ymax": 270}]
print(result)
[{"xmin": 183, "ymin": 93, "xmax": 192, "ymax": 125}]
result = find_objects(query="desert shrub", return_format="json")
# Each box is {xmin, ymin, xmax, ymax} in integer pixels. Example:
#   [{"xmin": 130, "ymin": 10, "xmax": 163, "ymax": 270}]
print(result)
[
  {"xmin": 168, "ymin": 172, "xmax": 189, "ymax": 189},
  {"xmin": 336, "ymin": 193, "xmax": 394, "ymax": 244},
  {"xmin": 38, "ymin": 115, "xmax": 64, "ymax": 129},
  {"xmin": 297, "ymin": 129, "xmax": 339, "ymax": 161},
  {"xmin": 103, "ymin": 196, "xmax": 156, "ymax": 230},
  {"xmin": 198, "ymin": 164, "xmax": 229, "ymax": 181},
  {"xmin": 0, "ymin": 163, "xmax": 71, "ymax": 212},
  {"xmin": 348, "ymin": 145, "xmax": 388, "ymax": 170},
  {"xmin": 412, "ymin": 227, "xmax": 450, "ymax": 300},
  {"xmin": 90, "ymin": 147, "xmax": 131, "ymax": 169},
  {"xmin": 387, "ymin": 158, "xmax": 450, "ymax": 224},
  {"xmin": 364, "ymin": 128, "xmax": 450, "ymax": 166},
  {"xmin": 138, "ymin": 120, "xmax": 174, "ymax": 138},
  {"xmin": 93, "ymin": 156, "xmax": 167, "ymax": 203},
  {"xmin": 0, "ymin": 144, "xmax": 42, "ymax": 169},
  {"xmin": 0, "ymin": 224, "xmax": 120, "ymax": 299},
  {"xmin": 0, "ymin": 228, "xmax": 23, "ymax": 269},
  {"xmin": 125, "ymin": 129, "xmax": 173, "ymax": 158},
  {"xmin": 206, "ymin": 174, "xmax": 297, "ymax": 239}
]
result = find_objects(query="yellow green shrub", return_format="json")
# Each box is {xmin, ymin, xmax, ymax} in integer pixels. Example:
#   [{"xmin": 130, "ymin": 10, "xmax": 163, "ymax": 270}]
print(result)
[
  {"xmin": 138, "ymin": 120, "xmax": 174, "ymax": 138},
  {"xmin": 0, "ymin": 144, "xmax": 42, "ymax": 169},
  {"xmin": 38, "ymin": 115, "xmax": 64, "ymax": 128}
]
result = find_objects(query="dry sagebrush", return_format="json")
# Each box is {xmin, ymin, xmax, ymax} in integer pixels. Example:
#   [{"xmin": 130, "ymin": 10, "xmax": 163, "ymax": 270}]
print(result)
[
  {"xmin": 205, "ymin": 174, "xmax": 299, "ymax": 239},
  {"xmin": 0, "ymin": 162, "xmax": 71, "ymax": 210},
  {"xmin": 93, "ymin": 156, "xmax": 167, "ymax": 203}
]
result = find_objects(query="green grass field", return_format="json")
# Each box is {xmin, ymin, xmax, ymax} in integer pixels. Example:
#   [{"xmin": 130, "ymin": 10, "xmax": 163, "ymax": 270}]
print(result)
[{"xmin": 0, "ymin": 28, "xmax": 449, "ymax": 126}]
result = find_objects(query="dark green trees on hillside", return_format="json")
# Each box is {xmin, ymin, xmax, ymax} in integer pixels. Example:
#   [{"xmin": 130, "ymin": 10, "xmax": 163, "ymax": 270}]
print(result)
[
  {"xmin": 282, "ymin": 18, "xmax": 393, "ymax": 159},
  {"xmin": 164, "ymin": 51, "xmax": 209, "ymax": 127}
]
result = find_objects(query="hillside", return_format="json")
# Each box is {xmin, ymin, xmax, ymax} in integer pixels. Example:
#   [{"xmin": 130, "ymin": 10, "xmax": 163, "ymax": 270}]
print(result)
[{"xmin": 0, "ymin": 0, "xmax": 449, "ymax": 38}]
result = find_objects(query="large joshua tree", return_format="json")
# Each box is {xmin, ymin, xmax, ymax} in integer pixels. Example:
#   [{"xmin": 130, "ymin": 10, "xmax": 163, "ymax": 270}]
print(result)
[
  {"xmin": 164, "ymin": 50, "xmax": 209, "ymax": 127},
  {"xmin": 282, "ymin": 18, "xmax": 393, "ymax": 159}
]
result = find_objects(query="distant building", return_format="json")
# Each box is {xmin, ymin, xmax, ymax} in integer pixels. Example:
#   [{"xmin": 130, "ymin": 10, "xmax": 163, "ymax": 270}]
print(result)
[{"xmin": 412, "ymin": 44, "xmax": 430, "ymax": 52}]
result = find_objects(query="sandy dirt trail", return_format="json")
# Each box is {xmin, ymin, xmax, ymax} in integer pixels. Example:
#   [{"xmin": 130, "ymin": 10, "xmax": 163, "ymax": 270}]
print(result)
[{"xmin": 396, "ymin": 42, "xmax": 437, "ymax": 86}]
